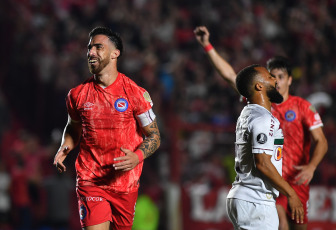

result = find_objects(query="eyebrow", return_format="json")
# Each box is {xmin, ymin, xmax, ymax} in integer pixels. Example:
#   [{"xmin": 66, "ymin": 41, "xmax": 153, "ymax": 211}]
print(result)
[{"xmin": 87, "ymin": 43, "xmax": 103, "ymax": 49}]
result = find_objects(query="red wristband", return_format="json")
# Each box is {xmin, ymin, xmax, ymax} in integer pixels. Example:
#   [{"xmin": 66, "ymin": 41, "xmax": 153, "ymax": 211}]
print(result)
[
  {"xmin": 204, "ymin": 44, "xmax": 213, "ymax": 52},
  {"xmin": 135, "ymin": 149, "xmax": 144, "ymax": 163}
]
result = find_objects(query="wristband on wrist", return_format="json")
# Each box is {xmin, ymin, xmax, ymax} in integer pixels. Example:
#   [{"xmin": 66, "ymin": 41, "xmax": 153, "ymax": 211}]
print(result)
[
  {"xmin": 135, "ymin": 149, "xmax": 144, "ymax": 163},
  {"xmin": 204, "ymin": 44, "xmax": 214, "ymax": 52}
]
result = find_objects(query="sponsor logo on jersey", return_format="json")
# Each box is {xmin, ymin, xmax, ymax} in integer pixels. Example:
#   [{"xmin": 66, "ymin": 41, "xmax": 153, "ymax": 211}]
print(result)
[
  {"xmin": 257, "ymin": 133, "xmax": 267, "ymax": 144},
  {"xmin": 84, "ymin": 102, "xmax": 94, "ymax": 110},
  {"xmin": 275, "ymin": 146, "xmax": 282, "ymax": 161},
  {"xmin": 269, "ymin": 119, "xmax": 275, "ymax": 136},
  {"xmin": 285, "ymin": 110, "xmax": 296, "ymax": 121},
  {"xmin": 114, "ymin": 98, "xmax": 128, "ymax": 112},
  {"xmin": 79, "ymin": 204, "xmax": 87, "ymax": 220},
  {"xmin": 80, "ymin": 196, "xmax": 103, "ymax": 202}
]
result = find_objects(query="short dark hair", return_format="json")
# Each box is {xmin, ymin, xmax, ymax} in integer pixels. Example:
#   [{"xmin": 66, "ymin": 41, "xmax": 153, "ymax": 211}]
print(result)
[
  {"xmin": 236, "ymin": 64, "xmax": 262, "ymax": 98},
  {"xmin": 266, "ymin": 56, "xmax": 291, "ymax": 76},
  {"xmin": 89, "ymin": 27, "xmax": 123, "ymax": 57}
]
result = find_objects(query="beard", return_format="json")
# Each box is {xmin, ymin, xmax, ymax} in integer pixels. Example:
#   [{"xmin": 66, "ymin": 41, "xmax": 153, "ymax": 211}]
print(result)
[
  {"xmin": 267, "ymin": 85, "xmax": 283, "ymax": 104},
  {"xmin": 88, "ymin": 57, "xmax": 110, "ymax": 74}
]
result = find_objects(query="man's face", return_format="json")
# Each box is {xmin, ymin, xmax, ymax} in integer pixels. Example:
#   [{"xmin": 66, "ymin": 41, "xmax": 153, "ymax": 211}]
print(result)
[
  {"xmin": 269, "ymin": 68, "xmax": 292, "ymax": 97},
  {"xmin": 87, "ymin": 35, "xmax": 113, "ymax": 74},
  {"xmin": 266, "ymin": 83, "xmax": 283, "ymax": 104},
  {"xmin": 256, "ymin": 67, "xmax": 283, "ymax": 104}
]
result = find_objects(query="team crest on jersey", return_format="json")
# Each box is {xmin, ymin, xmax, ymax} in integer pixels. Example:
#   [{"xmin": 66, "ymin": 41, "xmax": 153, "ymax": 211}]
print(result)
[
  {"xmin": 79, "ymin": 204, "xmax": 87, "ymax": 220},
  {"xmin": 114, "ymin": 98, "xmax": 129, "ymax": 112},
  {"xmin": 285, "ymin": 110, "xmax": 296, "ymax": 121},
  {"xmin": 275, "ymin": 146, "xmax": 282, "ymax": 161},
  {"xmin": 257, "ymin": 133, "xmax": 267, "ymax": 144}
]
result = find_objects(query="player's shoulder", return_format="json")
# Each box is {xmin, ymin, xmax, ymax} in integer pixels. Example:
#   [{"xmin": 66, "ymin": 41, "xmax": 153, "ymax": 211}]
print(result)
[
  {"xmin": 292, "ymin": 96, "xmax": 316, "ymax": 113},
  {"xmin": 247, "ymin": 104, "xmax": 271, "ymax": 116},
  {"xmin": 289, "ymin": 95, "xmax": 310, "ymax": 104},
  {"xmin": 68, "ymin": 77, "xmax": 94, "ymax": 97},
  {"xmin": 119, "ymin": 72, "xmax": 147, "ymax": 92},
  {"xmin": 119, "ymin": 73, "xmax": 140, "ymax": 86},
  {"xmin": 246, "ymin": 104, "xmax": 277, "ymax": 124}
]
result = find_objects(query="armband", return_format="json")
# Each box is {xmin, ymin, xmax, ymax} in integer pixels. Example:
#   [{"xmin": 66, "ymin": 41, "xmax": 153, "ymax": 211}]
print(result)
[{"xmin": 136, "ymin": 109, "xmax": 156, "ymax": 127}]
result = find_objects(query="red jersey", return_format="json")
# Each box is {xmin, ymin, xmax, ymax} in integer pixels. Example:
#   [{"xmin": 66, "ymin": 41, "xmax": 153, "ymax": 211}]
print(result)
[
  {"xmin": 66, "ymin": 73, "xmax": 153, "ymax": 193},
  {"xmin": 271, "ymin": 95, "xmax": 323, "ymax": 184}
]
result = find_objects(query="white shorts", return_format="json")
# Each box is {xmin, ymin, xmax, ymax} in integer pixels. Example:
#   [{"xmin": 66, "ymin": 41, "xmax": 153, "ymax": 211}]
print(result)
[{"xmin": 226, "ymin": 198, "xmax": 279, "ymax": 230}]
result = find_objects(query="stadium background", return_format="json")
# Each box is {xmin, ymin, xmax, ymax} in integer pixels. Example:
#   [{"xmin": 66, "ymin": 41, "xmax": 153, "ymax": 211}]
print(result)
[{"xmin": 0, "ymin": 0, "xmax": 336, "ymax": 229}]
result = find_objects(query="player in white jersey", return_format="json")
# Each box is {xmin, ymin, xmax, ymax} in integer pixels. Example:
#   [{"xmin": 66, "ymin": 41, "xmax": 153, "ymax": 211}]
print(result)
[
  {"xmin": 228, "ymin": 104, "xmax": 284, "ymax": 204},
  {"xmin": 226, "ymin": 64, "xmax": 304, "ymax": 229}
]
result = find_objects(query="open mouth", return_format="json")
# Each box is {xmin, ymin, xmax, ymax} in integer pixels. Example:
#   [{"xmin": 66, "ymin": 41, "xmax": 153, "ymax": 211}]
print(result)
[{"xmin": 88, "ymin": 59, "xmax": 98, "ymax": 64}]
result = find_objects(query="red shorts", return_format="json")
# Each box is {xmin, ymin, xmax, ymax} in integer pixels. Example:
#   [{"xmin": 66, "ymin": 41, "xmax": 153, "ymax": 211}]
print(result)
[
  {"xmin": 76, "ymin": 186, "xmax": 138, "ymax": 229},
  {"xmin": 276, "ymin": 184, "xmax": 309, "ymax": 224}
]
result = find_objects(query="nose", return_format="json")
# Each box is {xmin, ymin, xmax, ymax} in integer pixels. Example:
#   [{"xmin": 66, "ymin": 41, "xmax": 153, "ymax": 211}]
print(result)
[
  {"xmin": 273, "ymin": 76, "xmax": 278, "ymax": 83},
  {"xmin": 87, "ymin": 47, "xmax": 96, "ymax": 57}
]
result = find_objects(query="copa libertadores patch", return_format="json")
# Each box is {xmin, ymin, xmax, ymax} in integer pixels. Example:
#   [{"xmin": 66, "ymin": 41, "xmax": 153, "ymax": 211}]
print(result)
[{"xmin": 257, "ymin": 133, "xmax": 267, "ymax": 144}]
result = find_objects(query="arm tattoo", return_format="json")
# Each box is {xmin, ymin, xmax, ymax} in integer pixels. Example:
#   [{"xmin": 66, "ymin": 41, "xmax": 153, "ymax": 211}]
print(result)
[{"xmin": 139, "ymin": 119, "xmax": 161, "ymax": 159}]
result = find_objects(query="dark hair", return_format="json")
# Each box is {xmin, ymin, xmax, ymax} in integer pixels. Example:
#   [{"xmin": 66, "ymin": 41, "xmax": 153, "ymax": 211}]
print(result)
[
  {"xmin": 235, "ymin": 64, "xmax": 261, "ymax": 98},
  {"xmin": 266, "ymin": 56, "xmax": 291, "ymax": 76},
  {"xmin": 89, "ymin": 27, "xmax": 123, "ymax": 57}
]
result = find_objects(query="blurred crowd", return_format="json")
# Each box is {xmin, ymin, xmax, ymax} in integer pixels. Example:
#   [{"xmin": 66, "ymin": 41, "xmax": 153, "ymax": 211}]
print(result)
[{"xmin": 1, "ymin": 0, "xmax": 336, "ymax": 229}]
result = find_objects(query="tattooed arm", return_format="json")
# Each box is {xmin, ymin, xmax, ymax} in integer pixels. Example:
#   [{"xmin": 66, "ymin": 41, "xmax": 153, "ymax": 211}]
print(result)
[
  {"xmin": 138, "ymin": 118, "xmax": 161, "ymax": 159},
  {"xmin": 113, "ymin": 118, "xmax": 161, "ymax": 171}
]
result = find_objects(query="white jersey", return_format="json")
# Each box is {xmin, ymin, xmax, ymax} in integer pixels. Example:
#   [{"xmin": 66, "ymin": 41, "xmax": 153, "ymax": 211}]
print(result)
[{"xmin": 227, "ymin": 104, "xmax": 284, "ymax": 205}]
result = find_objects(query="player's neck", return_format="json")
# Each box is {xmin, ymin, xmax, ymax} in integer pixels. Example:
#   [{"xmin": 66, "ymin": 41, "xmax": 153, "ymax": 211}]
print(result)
[
  {"xmin": 94, "ymin": 66, "xmax": 119, "ymax": 87},
  {"xmin": 249, "ymin": 93, "xmax": 272, "ymax": 112},
  {"xmin": 278, "ymin": 91, "xmax": 290, "ymax": 104}
]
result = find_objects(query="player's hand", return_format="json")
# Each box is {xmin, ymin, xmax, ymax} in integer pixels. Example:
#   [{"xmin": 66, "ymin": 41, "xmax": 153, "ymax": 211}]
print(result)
[
  {"xmin": 288, "ymin": 193, "xmax": 304, "ymax": 224},
  {"xmin": 113, "ymin": 147, "xmax": 140, "ymax": 171},
  {"xmin": 53, "ymin": 146, "xmax": 70, "ymax": 173},
  {"xmin": 293, "ymin": 164, "xmax": 315, "ymax": 186},
  {"xmin": 194, "ymin": 26, "xmax": 210, "ymax": 47}
]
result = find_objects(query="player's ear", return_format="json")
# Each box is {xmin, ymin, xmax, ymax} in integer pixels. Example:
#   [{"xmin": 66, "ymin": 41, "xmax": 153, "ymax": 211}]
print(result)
[
  {"xmin": 255, "ymin": 82, "xmax": 263, "ymax": 91},
  {"xmin": 288, "ymin": 75, "xmax": 293, "ymax": 87},
  {"xmin": 111, "ymin": 49, "xmax": 120, "ymax": 59}
]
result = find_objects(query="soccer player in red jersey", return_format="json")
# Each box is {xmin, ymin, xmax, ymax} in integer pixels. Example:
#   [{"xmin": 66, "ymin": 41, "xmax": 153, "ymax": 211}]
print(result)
[
  {"xmin": 194, "ymin": 26, "xmax": 328, "ymax": 230},
  {"xmin": 53, "ymin": 27, "xmax": 161, "ymax": 230}
]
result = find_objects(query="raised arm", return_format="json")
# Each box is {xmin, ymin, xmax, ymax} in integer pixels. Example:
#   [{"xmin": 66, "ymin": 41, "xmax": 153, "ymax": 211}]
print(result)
[
  {"xmin": 53, "ymin": 115, "xmax": 82, "ymax": 173},
  {"xmin": 254, "ymin": 153, "xmax": 304, "ymax": 224},
  {"xmin": 194, "ymin": 26, "xmax": 237, "ymax": 90},
  {"xmin": 293, "ymin": 127, "xmax": 328, "ymax": 185},
  {"xmin": 113, "ymin": 118, "xmax": 161, "ymax": 171}
]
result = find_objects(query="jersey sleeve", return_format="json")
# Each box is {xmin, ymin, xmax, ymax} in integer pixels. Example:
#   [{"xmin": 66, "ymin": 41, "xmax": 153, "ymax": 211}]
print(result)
[
  {"xmin": 130, "ymin": 84, "xmax": 156, "ymax": 127},
  {"xmin": 301, "ymin": 100, "xmax": 323, "ymax": 130},
  {"xmin": 65, "ymin": 89, "xmax": 80, "ymax": 122},
  {"xmin": 250, "ymin": 115, "xmax": 275, "ymax": 155}
]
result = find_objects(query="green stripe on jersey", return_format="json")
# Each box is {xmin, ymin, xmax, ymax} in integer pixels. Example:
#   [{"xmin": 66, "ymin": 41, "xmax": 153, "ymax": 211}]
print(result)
[{"xmin": 274, "ymin": 139, "xmax": 284, "ymax": 145}]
